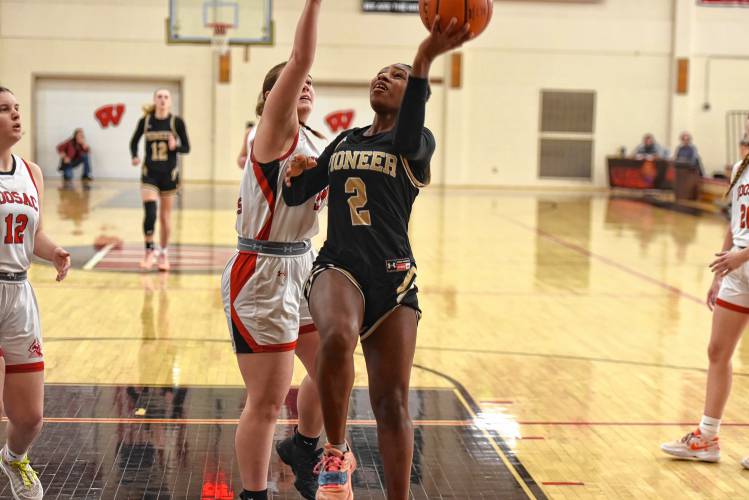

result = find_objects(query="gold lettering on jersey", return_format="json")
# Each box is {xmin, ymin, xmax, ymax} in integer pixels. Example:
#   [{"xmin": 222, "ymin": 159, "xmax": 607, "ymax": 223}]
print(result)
[
  {"xmin": 330, "ymin": 150, "xmax": 397, "ymax": 178},
  {"xmin": 145, "ymin": 131, "xmax": 172, "ymax": 141}
]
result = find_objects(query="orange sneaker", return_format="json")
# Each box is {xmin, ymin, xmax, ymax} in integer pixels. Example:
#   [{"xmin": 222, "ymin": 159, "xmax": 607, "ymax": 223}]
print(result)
[
  {"xmin": 315, "ymin": 443, "xmax": 356, "ymax": 500},
  {"xmin": 157, "ymin": 251, "xmax": 170, "ymax": 272},
  {"xmin": 661, "ymin": 429, "xmax": 720, "ymax": 462},
  {"xmin": 140, "ymin": 250, "xmax": 157, "ymax": 271}
]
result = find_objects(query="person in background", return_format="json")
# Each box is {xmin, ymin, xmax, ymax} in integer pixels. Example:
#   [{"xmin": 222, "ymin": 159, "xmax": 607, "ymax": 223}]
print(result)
[
  {"xmin": 129, "ymin": 89, "xmax": 190, "ymax": 272},
  {"xmin": 236, "ymin": 121, "xmax": 256, "ymax": 169},
  {"xmin": 57, "ymin": 128, "xmax": 92, "ymax": 185},
  {"xmin": 633, "ymin": 133, "xmax": 667, "ymax": 160},
  {"xmin": 674, "ymin": 131, "xmax": 703, "ymax": 176}
]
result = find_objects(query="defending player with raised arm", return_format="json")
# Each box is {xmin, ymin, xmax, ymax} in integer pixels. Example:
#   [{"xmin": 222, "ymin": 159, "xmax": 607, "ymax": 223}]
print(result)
[
  {"xmin": 0, "ymin": 86, "xmax": 71, "ymax": 500},
  {"xmin": 283, "ymin": 17, "xmax": 471, "ymax": 500},
  {"xmin": 219, "ymin": 1, "xmax": 327, "ymax": 499},
  {"xmin": 129, "ymin": 89, "xmax": 190, "ymax": 272}
]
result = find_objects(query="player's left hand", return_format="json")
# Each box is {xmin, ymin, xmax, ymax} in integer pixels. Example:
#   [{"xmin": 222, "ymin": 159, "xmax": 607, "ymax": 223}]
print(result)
[
  {"xmin": 53, "ymin": 247, "xmax": 71, "ymax": 282},
  {"xmin": 418, "ymin": 14, "xmax": 472, "ymax": 62},
  {"xmin": 709, "ymin": 249, "xmax": 748, "ymax": 277},
  {"xmin": 168, "ymin": 133, "xmax": 177, "ymax": 151},
  {"xmin": 284, "ymin": 154, "xmax": 318, "ymax": 187}
]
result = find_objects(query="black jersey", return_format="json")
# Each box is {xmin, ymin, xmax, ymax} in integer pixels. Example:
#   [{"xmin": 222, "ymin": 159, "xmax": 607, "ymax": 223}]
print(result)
[
  {"xmin": 130, "ymin": 113, "xmax": 190, "ymax": 170},
  {"xmin": 284, "ymin": 77, "xmax": 435, "ymax": 279}
]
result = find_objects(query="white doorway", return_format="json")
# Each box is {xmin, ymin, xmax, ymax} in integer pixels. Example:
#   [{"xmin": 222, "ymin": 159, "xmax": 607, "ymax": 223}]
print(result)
[{"xmin": 34, "ymin": 78, "xmax": 181, "ymax": 180}]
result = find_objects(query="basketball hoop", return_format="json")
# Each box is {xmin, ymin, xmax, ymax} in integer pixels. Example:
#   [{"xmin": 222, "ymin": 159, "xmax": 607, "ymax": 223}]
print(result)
[
  {"xmin": 207, "ymin": 22, "xmax": 232, "ymax": 54},
  {"xmin": 207, "ymin": 22, "xmax": 233, "ymax": 83}
]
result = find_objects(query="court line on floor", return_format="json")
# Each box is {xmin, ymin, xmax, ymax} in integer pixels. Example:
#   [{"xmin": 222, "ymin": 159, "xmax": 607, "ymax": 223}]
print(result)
[
  {"xmin": 415, "ymin": 345, "xmax": 749, "ymax": 377},
  {"xmin": 517, "ymin": 421, "xmax": 749, "ymax": 427},
  {"xmin": 81, "ymin": 243, "xmax": 116, "ymax": 271},
  {"xmin": 502, "ymin": 217, "xmax": 704, "ymax": 305},
  {"xmin": 413, "ymin": 362, "xmax": 548, "ymax": 500},
  {"xmin": 26, "ymin": 417, "xmax": 472, "ymax": 426}
]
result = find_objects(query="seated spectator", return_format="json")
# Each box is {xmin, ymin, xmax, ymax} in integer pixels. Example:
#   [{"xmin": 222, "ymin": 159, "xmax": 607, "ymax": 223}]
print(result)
[
  {"xmin": 633, "ymin": 133, "xmax": 667, "ymax": 160},
  {"xmin": 57, "ymin": 128, "xmax": 92, "ymax": 183},
  {"xmin": 673, "ymin": 131, "xmax": 703, "ymax": 176}
]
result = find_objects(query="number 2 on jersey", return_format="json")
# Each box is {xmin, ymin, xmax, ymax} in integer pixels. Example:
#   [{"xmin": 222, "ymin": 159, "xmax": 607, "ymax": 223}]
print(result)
[
  {"xmin": 741, "ymin": 205, "xmax": 749, "ymax": 229},
  {"xmin": 345, "ymin": 177, "xmax": 371, "ymax": 226},
  {"xmin": 3, "ymin": 214, "xmax": 28, "ymax": 244}
]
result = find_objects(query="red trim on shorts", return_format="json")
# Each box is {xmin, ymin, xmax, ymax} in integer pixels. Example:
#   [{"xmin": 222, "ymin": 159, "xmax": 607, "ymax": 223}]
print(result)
[
  {"xmin": 299, "ymin": 324, "xmax": 317, "ymax": 335},
  {"xmin": 716, "ymin": 298, "xmax": 749, "ymax": 314},
  {"xmin": 20, "ymin": 158, "xmax": 39, "ymax": 196},
  {"xmin": 229, "ymin": 252, "xmax": 298, "ymax": 353},
  {"xmin": 6, "ymin": 361, "xmax": 44, "ymax": 373}
]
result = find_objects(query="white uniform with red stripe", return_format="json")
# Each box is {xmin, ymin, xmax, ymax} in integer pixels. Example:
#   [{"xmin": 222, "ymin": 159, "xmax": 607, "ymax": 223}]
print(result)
[
  {"xmin": 0, "ymin": 155, "xmax": 44, "ymax": 372},
  {"xmin": 221, "ymin": 128, "xmax": 327, "ymax": 352},
  {"xmin": 717, "ymin": 158, "xmax": 749, "ymax": 313}
]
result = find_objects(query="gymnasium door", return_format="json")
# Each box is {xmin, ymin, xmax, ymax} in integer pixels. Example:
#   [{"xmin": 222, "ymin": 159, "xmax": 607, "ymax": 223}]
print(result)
[{"xmin": 34, "ymin": 79, "xmax": 181, "ymax": 180}]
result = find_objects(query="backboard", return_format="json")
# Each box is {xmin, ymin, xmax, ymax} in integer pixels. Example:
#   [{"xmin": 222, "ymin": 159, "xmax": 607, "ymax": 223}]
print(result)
[{"xmin": 167, "ymin": 0, "xmax": 273, "ymax": 46}]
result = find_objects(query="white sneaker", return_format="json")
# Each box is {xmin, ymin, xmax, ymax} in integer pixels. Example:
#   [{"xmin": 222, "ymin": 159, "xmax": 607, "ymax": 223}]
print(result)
[
  {"xmin": 0, "ymin": 448, "xmax": 43, "ymax": 500},
  {"xmin": 740, "ymin": 456, "xmax": 749, "ymax": 469},
  {"xmin": 661, "ymin": 429, "xmax": 720, "ymax": 462}
]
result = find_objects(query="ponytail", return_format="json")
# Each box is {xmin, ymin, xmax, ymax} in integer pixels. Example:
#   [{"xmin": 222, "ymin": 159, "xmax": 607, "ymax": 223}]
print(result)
[
  {"xmin": 727, "ymin": 153, "xmax": 749, "ymax": 197},
  {"xmin": 301, "ymin": 122, "xmax": 326, "ymax": 140},
  {"xmin": 142, "ymin": 104, "xmax": 155, "ymax": 116}
]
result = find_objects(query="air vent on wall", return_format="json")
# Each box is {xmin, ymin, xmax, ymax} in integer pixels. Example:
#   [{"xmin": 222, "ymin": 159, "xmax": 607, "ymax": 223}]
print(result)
[{"xmin": 538, "ymin": 90, "xmax": 596, "ymax": 180}]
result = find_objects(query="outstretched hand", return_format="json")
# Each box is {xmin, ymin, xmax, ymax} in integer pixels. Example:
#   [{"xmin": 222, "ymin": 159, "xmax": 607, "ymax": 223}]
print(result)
[
  {"xmin": 53, "ymin": 247, "xmax": 71, "ymax": 282},
  {"xmin": 418, "ymin": 15, "xmax": 472, "ymax": 62},
  {"xmin": 284, "ymin": 154, "xmax": 318, "ymax": 187}
]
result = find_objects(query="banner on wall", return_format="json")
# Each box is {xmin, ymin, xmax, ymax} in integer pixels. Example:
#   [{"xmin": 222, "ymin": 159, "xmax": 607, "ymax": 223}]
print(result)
[
  {"xmin": 698, "ymin": 0, "xmax": 749, "ymax": 5},
  {"xmin": 362, "ymin": 0, "xmax": 418, "ymax": 13}
]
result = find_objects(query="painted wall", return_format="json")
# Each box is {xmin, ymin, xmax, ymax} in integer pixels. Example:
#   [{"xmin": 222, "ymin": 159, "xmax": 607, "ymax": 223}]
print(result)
[{"xmin": 1, "ymin": 0, "xmax": 747, "ymax": 186}]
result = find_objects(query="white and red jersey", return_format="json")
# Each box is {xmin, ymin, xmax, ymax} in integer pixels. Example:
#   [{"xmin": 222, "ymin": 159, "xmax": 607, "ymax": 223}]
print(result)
[
  {"xmin": 236, "ymin": 127, "xmax": 327, "ymax": 242},
  {"xmin": 0, "ymin": 155, "xmax": 40, "ymax": 273}
]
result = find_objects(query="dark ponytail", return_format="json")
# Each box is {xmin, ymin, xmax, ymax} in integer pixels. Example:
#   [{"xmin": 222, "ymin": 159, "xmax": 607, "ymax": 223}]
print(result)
[
  {"xmin": 727, "ymin": 153, "xmax": 749, "ymax": 197},
  {"xmin": 301, "ymin": 122, "xmax": 326, "ymax": 140}
]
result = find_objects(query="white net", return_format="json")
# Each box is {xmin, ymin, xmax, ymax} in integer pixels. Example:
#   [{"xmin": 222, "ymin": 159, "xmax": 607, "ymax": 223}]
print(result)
[{"xmin": 209, "ymin": 24, "xmax": 231, "ymax": 55}]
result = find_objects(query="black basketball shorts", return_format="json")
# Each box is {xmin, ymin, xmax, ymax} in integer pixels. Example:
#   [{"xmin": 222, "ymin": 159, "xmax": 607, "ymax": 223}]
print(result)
[
  {"xmin": 142, "ymin": 165, "xmax": 179, "ymax": 194},
  {"xmin": 304, "ymin": 257, "xmax": 420, "ymax": 339}
]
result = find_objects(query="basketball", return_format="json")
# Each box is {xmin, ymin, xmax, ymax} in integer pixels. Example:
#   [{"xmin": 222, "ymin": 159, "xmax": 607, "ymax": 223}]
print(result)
[{"xmin": 419, "ymin": 0, "xmax": 493, "ymax": 38}]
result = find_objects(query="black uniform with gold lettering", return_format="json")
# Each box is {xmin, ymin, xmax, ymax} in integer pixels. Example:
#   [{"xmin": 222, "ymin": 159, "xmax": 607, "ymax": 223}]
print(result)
[
  {"xmin": 283, "ymin": 76, "xmax": 435, "ymax": 338},
  {"xmin": 130, "ymin": 113, "xmax": 190, "ymax": 193}
]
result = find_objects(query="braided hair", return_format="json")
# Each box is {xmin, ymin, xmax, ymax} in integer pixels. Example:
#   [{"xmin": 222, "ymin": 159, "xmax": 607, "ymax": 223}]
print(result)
[{"xmin": 727, "ymin": 152, "xmax": 749, "ymax": 197}]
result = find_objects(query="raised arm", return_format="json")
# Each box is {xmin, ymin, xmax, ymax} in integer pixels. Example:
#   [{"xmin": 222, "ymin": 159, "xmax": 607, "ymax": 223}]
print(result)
[{"xmin": 253, "ymin": 0, "xmax": 321, "ymax": 163}]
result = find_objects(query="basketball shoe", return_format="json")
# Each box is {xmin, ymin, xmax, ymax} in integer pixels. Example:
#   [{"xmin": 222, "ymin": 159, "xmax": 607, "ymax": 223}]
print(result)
[
  {"xmin": 0, "ymin": 446, "xmax": 43, "ymax": 500},
  {"xmin": 276, "ymin": 429, "xmax": 322, "ymax": 500},
  {"xmin": 661, "ymin": 429, "xmax": 720, "ymax": 462},
  {"xmin": 315, "ymin": 443, "xmax": 356, "ymax": 500},
  {"xmin": 140, "ymin": 250, "xmax": 157, "ymax": 271},
  {"xmin": 157, "ymin": 251, "xmax": 170, "ymax": 272}
]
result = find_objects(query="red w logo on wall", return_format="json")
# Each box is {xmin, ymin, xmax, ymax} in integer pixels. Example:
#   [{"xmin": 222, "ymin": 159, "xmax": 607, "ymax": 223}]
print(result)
[
  {"xmin": 94, "ymin": 104, "xmax": 125, "ymax": 128},
  {"xmin": 325, "ymin": 110, "xmax": 355, "ymax": 133}
]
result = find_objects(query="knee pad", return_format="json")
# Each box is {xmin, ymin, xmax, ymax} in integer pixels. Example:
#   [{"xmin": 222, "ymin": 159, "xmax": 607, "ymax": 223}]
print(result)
[{"xmin": 143, "ymin": 200, "xmax": 157, "ymax": 236}]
